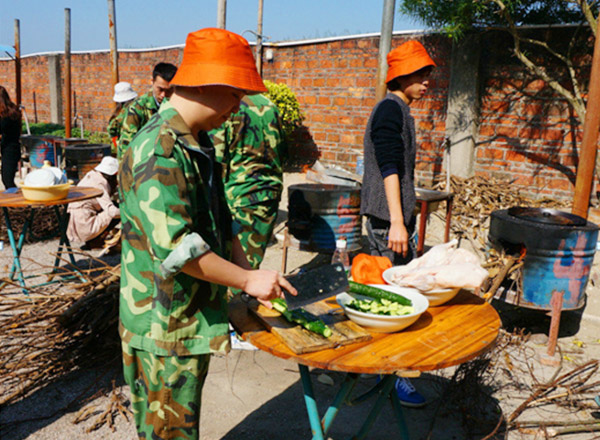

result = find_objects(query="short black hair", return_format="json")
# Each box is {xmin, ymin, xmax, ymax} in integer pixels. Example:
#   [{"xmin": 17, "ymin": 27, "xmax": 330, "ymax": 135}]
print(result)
[
  {"xmin": 153, "ymin": 62, "xmax": 177, "ymax": 82},
  {"xmin": 386, "ymin": 65, "xmax": 433, "ymax": 91}
]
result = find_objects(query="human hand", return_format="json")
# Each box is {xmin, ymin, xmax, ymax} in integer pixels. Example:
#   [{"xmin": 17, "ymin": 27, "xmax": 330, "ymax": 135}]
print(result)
[
  {"xmin": 243, "ymin": 269, "xmax": 297, "ymax": 309},
  {"xmin": 387, "ymin": 222, "xmax": 409, "ymax": 257}
]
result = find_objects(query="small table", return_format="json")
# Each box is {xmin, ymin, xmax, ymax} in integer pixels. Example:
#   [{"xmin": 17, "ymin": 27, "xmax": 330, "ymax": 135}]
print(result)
[
  {"xmin": 229, "ymin": 291, "xmax": 501, "ymax": 439},
  {"xmin": 415, "ymin": 188, "xmax": 453, "ymax": 256},
  {"xmin": 0, "ymin": 187, "xmax": 103, "ymax": 292}
]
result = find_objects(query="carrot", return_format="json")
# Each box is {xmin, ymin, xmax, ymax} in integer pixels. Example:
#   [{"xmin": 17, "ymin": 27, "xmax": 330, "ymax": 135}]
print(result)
[{"xmin": 350, "ymin": 253, "xmax": 392, "ymax": 284}]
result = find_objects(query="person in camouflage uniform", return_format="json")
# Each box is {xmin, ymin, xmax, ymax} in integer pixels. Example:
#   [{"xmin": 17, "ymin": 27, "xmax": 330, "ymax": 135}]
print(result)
[
  {"xmin": 107, "ymin": 81, "xmax": 137, "ymax": 154},
  {"xmin": 118, "ymin": 28, "xmax": 296, "ymax": 440},
  {"xmin": 117, "ymin": 62, "xmax": 178, "ymax": 160},
  {"xmin": 210, "ymin": 93, "xmax": 286, "ymax": 270}
]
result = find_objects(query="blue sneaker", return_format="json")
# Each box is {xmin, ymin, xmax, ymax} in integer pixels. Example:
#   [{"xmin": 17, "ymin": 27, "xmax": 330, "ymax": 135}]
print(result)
[
  {"xmin": 595, "ymin": 395, "xmax": 600, "ymax": 408},
  {"xmin": 394, "ymin": 377, "xmax": 426, "ymax": 408}
]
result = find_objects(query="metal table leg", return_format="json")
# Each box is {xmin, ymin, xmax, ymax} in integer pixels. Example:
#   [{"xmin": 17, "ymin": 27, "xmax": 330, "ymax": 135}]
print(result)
[
  {"xmin": 299, "ymin": 364, "xmax": 325, "ymax": 440},
  {"xmin": 1, "ymin": 207, "xmax": 30, "ymax": 293},
  {"xmin": 353, "ymin": 375, "xmax": 399, "ymax": 440},
  {"xmin": 46, "ymin": 206, "xmax": 86, "ymax": 282},
  {"xmin": 298, "ymin": 367, "xmax": 412, "ymax": 440}
]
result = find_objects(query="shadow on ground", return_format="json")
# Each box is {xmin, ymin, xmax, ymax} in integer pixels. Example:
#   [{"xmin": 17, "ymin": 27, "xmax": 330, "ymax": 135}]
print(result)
[
  {"xmin": 0, "ymin": 361, "xmax": 124, "ymax": 440},
  {"xmin": 220, "ymin": 370, "xmax": 505, "ymax": 440}
]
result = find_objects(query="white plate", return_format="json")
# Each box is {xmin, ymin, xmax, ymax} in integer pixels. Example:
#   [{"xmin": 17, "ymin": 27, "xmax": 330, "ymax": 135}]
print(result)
[
  {"xmin": 336, "ymin": 284, "xmax": 429, "ymax": 333},
  {"xmin": 382, "ymin": 266, "xmax": 461, "ymax": 306}
]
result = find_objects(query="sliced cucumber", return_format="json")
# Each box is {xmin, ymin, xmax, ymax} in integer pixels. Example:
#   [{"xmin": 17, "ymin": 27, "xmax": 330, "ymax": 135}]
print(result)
[{"xmin": 348, "ymin": 281, "xmax": 412, "ymax": 306}]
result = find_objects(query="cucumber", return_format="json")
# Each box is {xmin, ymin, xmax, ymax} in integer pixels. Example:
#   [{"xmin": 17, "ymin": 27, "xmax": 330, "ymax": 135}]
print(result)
[
  {"xmin": 348, "ymin": 281, "xmax": 412, "ymax": 306},
  {"xmin": 271, "ymin": 298, "xmax": 333, "ymax": 338}
]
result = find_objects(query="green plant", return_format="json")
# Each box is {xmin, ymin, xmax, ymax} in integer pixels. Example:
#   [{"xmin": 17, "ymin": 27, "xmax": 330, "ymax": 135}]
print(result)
[
  {"xmin": 264, "ymin": 80, "xmax": 304, "ymax": 138},
  {"xmin": 20, "ymin": 122, "xmax": 110, "ymax": 144}
]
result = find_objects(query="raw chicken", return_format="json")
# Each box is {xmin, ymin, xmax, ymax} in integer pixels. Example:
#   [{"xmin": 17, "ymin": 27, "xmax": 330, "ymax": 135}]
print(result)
[{"xmin": 390, "ymin": 240, "xmax": 488, "ymax": 291}]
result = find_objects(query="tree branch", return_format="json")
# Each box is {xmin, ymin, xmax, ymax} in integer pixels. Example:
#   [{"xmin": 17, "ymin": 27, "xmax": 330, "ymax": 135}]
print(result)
[
  {"xmin": 577, "ymin": 0, "xmax": 597, "ymax": 37},
  {"xmin": 490, "ymin": 0, "xmax": 587, "ymax": 124}
]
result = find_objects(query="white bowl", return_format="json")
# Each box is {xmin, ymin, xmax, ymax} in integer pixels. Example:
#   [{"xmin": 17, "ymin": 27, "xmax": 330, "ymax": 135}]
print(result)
[
  {"xmin": 382, "ymin": 266, "xmax": 461, "ymax": 306},
  {"xmin": 418, "ymin": 287, "xmax": 460, "ymax": 306},
  {"xmin": 336, "ymin": 284, "xmax": 429, "ymax": 333}
]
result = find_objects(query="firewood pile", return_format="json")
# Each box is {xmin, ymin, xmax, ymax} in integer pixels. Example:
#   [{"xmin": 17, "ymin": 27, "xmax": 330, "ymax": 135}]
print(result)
[
  {"xmin": 0, "ymin": 207, "xmax": 59, "ymax": 243},
  {"xmin": 0, "ymin": 261, "xmax": 121, "ymax": 407},
  {"xmin": 430, "ymin": 329, "xmax": 600, "ymax": 438},
  {"xmin": 431, "ymin": 175, "xmax": 570, "ymax": 298}
]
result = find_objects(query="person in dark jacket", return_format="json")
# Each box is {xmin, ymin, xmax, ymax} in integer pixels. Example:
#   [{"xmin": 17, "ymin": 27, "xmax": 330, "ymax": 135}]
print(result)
[
  {"xmin": 0, "ymin": 86, "xmax": 21, "ymax": 189},
  {"xmin": 360, "ymin": 40, "xmax": 436, "ymax": 408}
]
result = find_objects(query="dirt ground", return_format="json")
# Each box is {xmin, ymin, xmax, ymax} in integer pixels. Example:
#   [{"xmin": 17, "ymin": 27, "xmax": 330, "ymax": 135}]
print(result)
[{"xmin": 1, "ymin": 172, "xmax": 600, "ymax": 439}]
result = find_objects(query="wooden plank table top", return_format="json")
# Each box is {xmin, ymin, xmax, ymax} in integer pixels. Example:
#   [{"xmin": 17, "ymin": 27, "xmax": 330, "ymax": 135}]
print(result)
[
  {"xmin": 229, "ymin": 290, "xmax": 501, "ymax": 375},
  {"xmin": 0, "ymin": 187, "xmax": 103, "ymax": 208}
]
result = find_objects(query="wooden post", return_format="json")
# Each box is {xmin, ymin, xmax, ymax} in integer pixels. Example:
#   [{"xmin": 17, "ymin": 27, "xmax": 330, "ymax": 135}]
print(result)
[
  {"xmin": 572, "ymin": 18, "xmax": 600, "ymax": 219},
  {"xmin": 64, "ymin": 8, "xmax": 72, "ymax": 138},
  {"xmin": 546, "ymin": 290, "xmax": 564, "ymax": 357},
  {"xmin": 217, "ymin": 0, "xmax": 227, "ymax": 28},
  {"xmin": 107, "ymin": 0, "xmax": 119, "ymax": 93},
  {"xmin": 375, "ymin": 0, "xmax": 395, "ymax": 102},
  {"xmin": 256, "ymin": 0, "xmax": 264, "ymax": 76},
  {"xmin": 14, "ymin": 19, "xmax": 21, "ymax": 107}
]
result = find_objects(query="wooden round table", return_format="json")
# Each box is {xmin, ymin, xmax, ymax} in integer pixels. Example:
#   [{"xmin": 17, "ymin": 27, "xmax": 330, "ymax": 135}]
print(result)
[
  {"xmin": 229, "ymin": 290, "xmax": 501, "ymax": 439},
  {"xmin": 0, "ymin": 187, "xmax": 104, "ymax": 292}
]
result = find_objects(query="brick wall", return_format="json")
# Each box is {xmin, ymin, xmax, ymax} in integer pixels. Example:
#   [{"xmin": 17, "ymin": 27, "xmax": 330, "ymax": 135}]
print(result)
[
  {"xmin": 0, "ymin": 48, "xmax": 182, "ymax": 131},
  {"xmin": 0, "ymin": 29, "xmax": 593, "ymax": 202}
]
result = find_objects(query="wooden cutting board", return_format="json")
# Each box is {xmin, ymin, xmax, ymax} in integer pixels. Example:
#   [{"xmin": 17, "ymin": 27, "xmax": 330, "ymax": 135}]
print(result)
[{"xmin": 249, "ymin": 299, "xmax": 371, "ymax": 354}]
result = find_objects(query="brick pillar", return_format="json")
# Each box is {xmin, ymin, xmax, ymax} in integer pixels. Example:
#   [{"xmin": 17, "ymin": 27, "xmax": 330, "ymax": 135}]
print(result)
[
  {"xmin": 48, "ymin": 54, "xmax": 63, "ymax": 124},
  {"xmin": 445, "ymin": 34, "xmax": 481, "ymax": 178}
]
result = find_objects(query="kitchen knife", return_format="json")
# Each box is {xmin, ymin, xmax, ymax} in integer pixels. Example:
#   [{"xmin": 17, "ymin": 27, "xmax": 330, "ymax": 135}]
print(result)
[{"xmin": 283, "ymin": 263, "xmax": 349, "ymax": 310}]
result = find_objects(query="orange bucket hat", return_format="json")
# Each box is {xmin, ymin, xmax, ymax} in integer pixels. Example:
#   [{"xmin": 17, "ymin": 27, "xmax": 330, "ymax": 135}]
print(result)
[
  {"xmin": 170, "ymin": 28, "xmax": 266, "ymax": 93},
  {"xmin": 385, "ymin": 40, "xmax": 436, "ymax": 84}
]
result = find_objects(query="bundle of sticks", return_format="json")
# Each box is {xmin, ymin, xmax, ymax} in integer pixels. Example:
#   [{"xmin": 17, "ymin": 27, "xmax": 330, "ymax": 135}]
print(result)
[
  {"xmin": 0, "ymin": 262, "xmax": 121, "ymax": 406},
  {"xmin": 431, "ymin": 175, "xmax": 570, "ymax": 298},
  {"xmin": 0, "ymin": 206, "xmax": 59, "ymax": 243}
]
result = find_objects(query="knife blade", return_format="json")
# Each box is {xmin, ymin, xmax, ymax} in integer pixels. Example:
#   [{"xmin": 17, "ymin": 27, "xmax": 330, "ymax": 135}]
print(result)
[{"xmin": 283, "ymin": 263, "xmax": 349, "ymax": 310}]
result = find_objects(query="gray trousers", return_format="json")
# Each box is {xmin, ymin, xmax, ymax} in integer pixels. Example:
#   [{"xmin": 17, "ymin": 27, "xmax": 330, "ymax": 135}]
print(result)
[{"xmin": 365, "ymin": 215, "xmax": 416, "ymax": 266}]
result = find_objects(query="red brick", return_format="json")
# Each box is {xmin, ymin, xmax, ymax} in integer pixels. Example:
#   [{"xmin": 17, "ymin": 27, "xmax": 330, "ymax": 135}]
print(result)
[
  {"xmin": 496, "ymin": 126, "xmax": 519, "ymax": 138},
  {"xmin": 541, "ymin": 128, "xmax": 564, "ymax": 142},
  {"xmin": 505, "ymin": 149, "xmax": 525, "ymax": 162},
  {"xmin": 479, "ymin": 124, "xmax": 496, "ymax": 137}
]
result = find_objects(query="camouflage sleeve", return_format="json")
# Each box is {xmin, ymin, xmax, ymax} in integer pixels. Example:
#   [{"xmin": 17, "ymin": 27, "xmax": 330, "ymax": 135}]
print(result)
[
  {"xmin": 125, "ymin": 152, "xmax": 211, "ymax": 279},
  {"xmin": 117, "ymin": 103, "xmax": 144, "ymax": 159}
]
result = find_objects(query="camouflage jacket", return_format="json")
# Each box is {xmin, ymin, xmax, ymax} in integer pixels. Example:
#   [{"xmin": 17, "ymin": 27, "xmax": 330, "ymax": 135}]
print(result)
[
  {"xmin": 118, "ymin": 101, "xmax": 233, "ymax": 356},
  {"xmin": 117, "ymin": 91, "xmax": 161, "ymax": 160},
  {"xmin": 107, "ymin": 102, "xmax": 131, "ymax": 139},
  {"xmin": 210, "ymin": 94, "xmax": 286, "ymax": 208}
]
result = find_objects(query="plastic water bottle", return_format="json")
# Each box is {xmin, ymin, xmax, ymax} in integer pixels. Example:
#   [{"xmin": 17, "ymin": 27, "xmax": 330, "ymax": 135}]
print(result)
[{"xmin": 331, "ymin": 238, "xmax": 350, "ymax": 274}]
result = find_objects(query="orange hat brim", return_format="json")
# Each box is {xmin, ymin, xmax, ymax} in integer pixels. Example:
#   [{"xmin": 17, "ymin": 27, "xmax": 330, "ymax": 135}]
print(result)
[
  {"xmin": 171, "ymin": 62, "xmax": 267, "ymax": 93},
  {"xmin": 386, "ymin": 40, "xmax": 436, "ymax": 83},
  {"xmin": 170, "ymin": 28, "xmax": 266, "ymax": 94}
]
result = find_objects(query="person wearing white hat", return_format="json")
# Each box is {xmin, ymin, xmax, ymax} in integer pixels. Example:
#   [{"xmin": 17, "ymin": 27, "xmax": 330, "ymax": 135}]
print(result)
[
  {"xmin": 67, "ymin": 156, "xmax": 120, "ymax": 249},
  {"xmin": 107, "ymin": 82, "xmax": 138, "ymax": 153}
]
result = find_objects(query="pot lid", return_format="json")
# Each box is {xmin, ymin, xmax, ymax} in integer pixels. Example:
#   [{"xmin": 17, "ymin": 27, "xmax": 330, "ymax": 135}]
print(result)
[{"xmin": 507, "ymin": 207, "xmax": 586, "ymax": 227}]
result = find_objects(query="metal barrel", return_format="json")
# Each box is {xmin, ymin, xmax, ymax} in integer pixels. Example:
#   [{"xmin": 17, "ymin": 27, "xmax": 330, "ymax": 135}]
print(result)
[
  {"xmin": 489, "ymin": 209, "xmax": 599, "ymax": 310},
  {"xmin": 288, "ymin": 183, "xmax": 362, "ymax": 252},
  {"xmin": 20, "ymin": 135, "xmax": 61, "ymax": 168},
  {"xmin": 63, "ymin": 143, "xmax": 111, "ymax": 182}
]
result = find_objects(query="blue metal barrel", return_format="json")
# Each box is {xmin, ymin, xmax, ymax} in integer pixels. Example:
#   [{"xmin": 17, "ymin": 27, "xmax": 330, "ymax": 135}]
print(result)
[
  {"xmin": 489, "ymin": 208, "xmax": 599, "ymax": 310},
  {"xmin": 288, "ymin": 183, "xmax": 362, "ymax": 252},
  {"xmin": 21, "ymin": 135, "xmax": 61, "ymax": 168}
]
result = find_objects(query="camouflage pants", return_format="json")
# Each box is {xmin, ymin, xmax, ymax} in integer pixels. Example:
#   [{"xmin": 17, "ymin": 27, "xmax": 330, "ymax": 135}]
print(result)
[
  {"xmin": 122, "ymin": 340, "xmax": 211, "ymax": 440},
  {"xmin": 232, "ymin": 201, "xmax": 279, "ymax": 269}
]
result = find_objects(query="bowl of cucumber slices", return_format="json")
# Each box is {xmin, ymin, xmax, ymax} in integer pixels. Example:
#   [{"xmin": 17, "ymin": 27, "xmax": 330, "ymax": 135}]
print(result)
[{"xmin": 336, "ymin": 283, "xmax": 429, "ymax": 333}]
